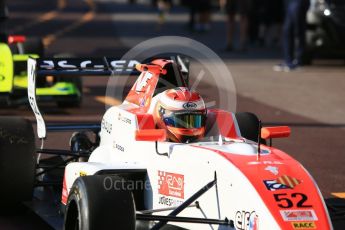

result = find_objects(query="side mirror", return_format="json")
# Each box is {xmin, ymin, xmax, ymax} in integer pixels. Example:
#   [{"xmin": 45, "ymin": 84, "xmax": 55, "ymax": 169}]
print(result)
[
  {"xmin": 261, "ymin": 126, "xmax": 291, "ymax": 139},
  {"xmin": 135, "ymin": 129, "xmax": 166, "ymax": 142}
]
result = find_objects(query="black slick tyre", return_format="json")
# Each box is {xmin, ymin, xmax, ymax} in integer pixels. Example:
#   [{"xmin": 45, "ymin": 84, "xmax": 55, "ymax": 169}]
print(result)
[
  {"xmin": 64, "ymin": 175, "xmax": 136, "ymax": 230},
  {"xmin": 0, "ymin": 117, "xmax": 36, "ymax": 209}
]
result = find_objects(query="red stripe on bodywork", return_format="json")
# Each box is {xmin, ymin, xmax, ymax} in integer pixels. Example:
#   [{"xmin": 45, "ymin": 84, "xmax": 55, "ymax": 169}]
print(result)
[{"xmin": 61, "ymin": 171, "xmax": 68, "ymax": 205}]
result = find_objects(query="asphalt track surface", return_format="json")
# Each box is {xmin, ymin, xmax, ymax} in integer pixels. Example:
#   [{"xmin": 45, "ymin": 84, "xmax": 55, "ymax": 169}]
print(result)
[{"xmin": 1, "ymin": 0, "xmax": 345, "ymax": 229}]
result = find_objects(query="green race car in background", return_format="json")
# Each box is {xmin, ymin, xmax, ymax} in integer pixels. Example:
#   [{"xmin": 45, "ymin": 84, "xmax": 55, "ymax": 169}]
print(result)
[{"xmin": 0, "ymin": 35, "xmax": 82, "ymax": 107}]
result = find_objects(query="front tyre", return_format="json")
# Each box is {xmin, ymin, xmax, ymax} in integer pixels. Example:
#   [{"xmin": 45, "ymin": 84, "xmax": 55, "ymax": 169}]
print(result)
[{"xmin": 64, "ymin": 175, "xmax": 136, "ymax": 230}]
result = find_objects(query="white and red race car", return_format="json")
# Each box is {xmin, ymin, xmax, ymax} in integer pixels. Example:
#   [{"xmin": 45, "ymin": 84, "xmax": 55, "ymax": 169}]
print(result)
[{"xmin": 0, "ymin": 57, "xmax": 332, "ymax": 230}]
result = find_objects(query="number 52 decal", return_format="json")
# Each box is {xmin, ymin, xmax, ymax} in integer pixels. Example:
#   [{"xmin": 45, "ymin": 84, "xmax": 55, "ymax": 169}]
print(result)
[{"xmin": 274, "ymin": 193, "xmax": 312, "ymax": 208}]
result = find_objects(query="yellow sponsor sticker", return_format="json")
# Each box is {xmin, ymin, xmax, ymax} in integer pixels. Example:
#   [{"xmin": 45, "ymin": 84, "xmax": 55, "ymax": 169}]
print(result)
[
  {"xmin": 292, "ymin": 222, "xmax": 316, "ymax": 229},
  {"xmin": 80, "ymin": 171, "xmax": 87, "ymax": 177}
]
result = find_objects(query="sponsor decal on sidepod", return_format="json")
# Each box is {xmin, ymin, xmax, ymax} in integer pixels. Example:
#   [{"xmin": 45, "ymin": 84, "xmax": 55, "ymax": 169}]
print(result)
[
  {"xmin": 276, "ymin": 175, "xmax": 301, "ymax": 188},
  {"xmin": 158, "ymin": 171, "xmax": 184, "ymax": 199},
  {"xmin": 235, "ymin": 211, "xmax": 258, "ymax": 230},
  {"xmin": 264, "ymin": 180, "xmax": 291, "ymax": 191},
  {"xmin": 280, "ymin": 210, "xmax": 318, "ymax": 221}
]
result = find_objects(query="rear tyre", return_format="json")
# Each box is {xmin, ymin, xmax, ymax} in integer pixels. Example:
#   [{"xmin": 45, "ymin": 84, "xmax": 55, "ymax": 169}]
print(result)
[
  {"xmin": 64, "ymin": 175, "xmax": 136, "ymax": 230},
  {"xmin": 0, "ymin": 117, "xmax": 36, "ymax": 210},
  {"xmin": 235, "ymin": 112, "xmax": 264, "ymax": 143}
]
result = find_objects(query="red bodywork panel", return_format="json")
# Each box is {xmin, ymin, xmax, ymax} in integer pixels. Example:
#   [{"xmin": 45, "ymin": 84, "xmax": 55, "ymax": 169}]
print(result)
[
  {"xmin": 135, "ymin": 129, "xmax": 166, "ymax": 142},
  {"xmin": 136, "ymin": 113, "xmax": 155, "ymax": 129},
  {"xmin": 125, "ymin": 59, "xmax": 183, "ymax": 113},
  {"xmin": 61, "ymin": 171, "xmax": 68, "ymax": 205}
]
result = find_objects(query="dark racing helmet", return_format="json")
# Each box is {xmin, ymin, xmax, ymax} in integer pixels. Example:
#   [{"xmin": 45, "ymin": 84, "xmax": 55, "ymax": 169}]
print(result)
[{"xmin": 154, "ymin": 87, "xmax": 206, "ymax": 143}]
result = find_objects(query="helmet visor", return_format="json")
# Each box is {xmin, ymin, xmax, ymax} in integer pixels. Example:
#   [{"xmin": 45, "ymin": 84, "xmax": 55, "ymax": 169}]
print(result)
[{"xmin": 163, "ymin": 112, "xmax": 205, "ymax": 129}]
